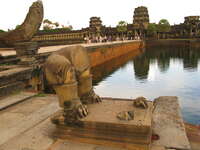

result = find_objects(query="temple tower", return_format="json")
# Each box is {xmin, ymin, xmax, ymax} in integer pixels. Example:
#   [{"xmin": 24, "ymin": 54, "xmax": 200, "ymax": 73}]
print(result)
[
  {"xmin": 133, "ymin": 6, "xmax": 149, "ymax": 29},
  {"xmin": 89, "ymin": 17, "xmax": 102, "ymax": 37},
  {"xmin": 184, "ymin": 16, "xmax": 200, "ymax": 24},
  {"xmin": 184, "ymin": 16, "xmax": 200, "ymax": 37},
  {"xmin": 133, "ymin": 6, "xmax": 149, "ymax": 38},
  {"xmin": 89, "ymin": 17, "xmax": 102, "ymax": 29}
]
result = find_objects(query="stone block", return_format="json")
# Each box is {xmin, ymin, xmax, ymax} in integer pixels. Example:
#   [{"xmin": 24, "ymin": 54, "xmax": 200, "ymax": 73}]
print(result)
[
  {"xmin": 14, "ymin": 42, "xmax": 39, "ymax": 57},
  {"xmin": 14, "ymin": 42, "xmax": 39, "ymax": 66},
  {"xmin": 152, "ymin": 96, "xmax": 191, "ymax": 150},
  {"xmin": 52, "ymin": 99, "xmax": 154, "ymax": 150}
]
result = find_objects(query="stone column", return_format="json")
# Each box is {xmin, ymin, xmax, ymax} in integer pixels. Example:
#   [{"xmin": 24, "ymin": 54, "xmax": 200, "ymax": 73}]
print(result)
[{"xmin": 14, "ymin": 41, "xmax": 39, "ymax": 66}]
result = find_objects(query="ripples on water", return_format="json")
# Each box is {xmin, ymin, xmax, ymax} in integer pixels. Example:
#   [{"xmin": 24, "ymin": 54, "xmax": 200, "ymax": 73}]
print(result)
[{"xmin": 92, "ymin": 45, "xmax": 200, "ymax": 124}]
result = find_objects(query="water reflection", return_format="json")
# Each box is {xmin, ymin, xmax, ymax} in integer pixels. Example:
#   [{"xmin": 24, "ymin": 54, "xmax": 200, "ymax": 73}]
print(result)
[
  {"xmin": 92, "ymin": 45, "xmax": 200, "ymax": 124},
  {"xmin": 133, "ymin": 54, "xmax": 150, "ymax": 80},
  {"xmin": 92, "ymin": 49, "xmax": 143, "ymax": 85}
]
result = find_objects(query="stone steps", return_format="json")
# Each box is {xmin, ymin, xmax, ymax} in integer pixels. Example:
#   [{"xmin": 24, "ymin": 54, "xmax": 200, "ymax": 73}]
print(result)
[
  {"xmin": 0, "ymin": 67, "xmax": 32, "ymax": 87},
  {"xmin": 0, "ymin": 67, "xmax": 32, "ymax": 97},
  {"xmin": 0, "ymin": 54, "xmax": 19, "ymax": 65},
  {"xmin": 0, "ymin": 91, "xmax": 37, "ymax": 111},
  {"xmin": 0, "ymin": 81, "xmax": 26, "ymax": 98},
  {"xmin": 0, "ymin": 94, "xmax": 59, "ymax": 147}
]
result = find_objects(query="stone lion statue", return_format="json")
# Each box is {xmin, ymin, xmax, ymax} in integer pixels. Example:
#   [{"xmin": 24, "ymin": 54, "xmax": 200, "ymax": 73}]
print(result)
[{"xmin": 44, "ymin": 45, "xmax": 101, "ymax": 124}]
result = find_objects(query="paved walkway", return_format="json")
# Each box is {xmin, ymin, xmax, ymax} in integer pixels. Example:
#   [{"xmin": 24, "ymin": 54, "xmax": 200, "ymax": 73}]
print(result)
[{"xmin": 0, "ymin": 40, "xmax": 140, "ymax": 56}]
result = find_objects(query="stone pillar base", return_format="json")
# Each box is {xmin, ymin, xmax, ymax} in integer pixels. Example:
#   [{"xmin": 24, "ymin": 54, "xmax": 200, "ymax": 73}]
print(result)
[{"xmin": 14, "ymin": 41, "xmax": 39, "ymax": 66}]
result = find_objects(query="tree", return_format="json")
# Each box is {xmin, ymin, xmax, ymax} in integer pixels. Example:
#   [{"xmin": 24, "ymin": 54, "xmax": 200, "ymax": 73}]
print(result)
[
  {"xmin": 43, "ymin": 19, "xmax": 60, "ymax": 30},
  {"xmin": 43, "ymin": 19, "xmax": 54, "ymax": 30},
  {"xmin": 43, "ymin": 19, "xmax": 52, "ymax": 25},
  {"xmin": 117, "ymin": 21, "xmax": 127, "ymax": 37},
  {"xmin": 147, "ymin": 23, "xmax": 157, "ymax": 37},
  {"xmin": 157, "ymin": 19, "xmax": 170, "ymax": 32},
  {"xmin": 0, "ymin": 29, "xmax": 5, "ymax": 33},
  {"xmin": 15, "ymin": 25, "xmax": 21, "ymax": 29},
  {"xmin": 42, "ymin": 18, "xmax": 73, "ymax": 32},
  {"xmin": 61, "ymin": 25, "xmax": 73, "ymax": 31},
  {"xmin": 54, "ymin": 22, "xmax": 59, "ymax": 28}
]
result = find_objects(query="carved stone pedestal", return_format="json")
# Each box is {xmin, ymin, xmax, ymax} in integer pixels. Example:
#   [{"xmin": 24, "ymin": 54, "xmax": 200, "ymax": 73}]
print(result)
[
  {"xmin": 52, "ymin": 99, "xmax": 153, "ymax": 150},
  {"xmin": 14, "ymin": 42, "xmax": 39, "ymax": 66}
]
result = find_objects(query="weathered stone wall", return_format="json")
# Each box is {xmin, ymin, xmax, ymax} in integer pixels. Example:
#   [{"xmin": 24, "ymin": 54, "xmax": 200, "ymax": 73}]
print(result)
[{"xmin": 88, "ymin": 41, "xmax": 145, "ymax": 67}]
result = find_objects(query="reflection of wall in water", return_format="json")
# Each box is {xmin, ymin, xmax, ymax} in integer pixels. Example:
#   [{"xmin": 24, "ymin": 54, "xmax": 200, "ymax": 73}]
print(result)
[
  {"xmin": 92, "ymin": 45, "xmax": 200, "ymax": 84},
  {"xmin": 182, "ymin": 48, "xmax": 199, "ymax": 70},
  {"xmin": 91, "ymin": 49, "xmax": 143, "ymax": 86},
  {"xmin": 157, "ymin": 53, "xmax": 170, "ymax": 72},
  {"xmin": 145, "ymin": 46, "xmax": 200, "ymax": 71}
]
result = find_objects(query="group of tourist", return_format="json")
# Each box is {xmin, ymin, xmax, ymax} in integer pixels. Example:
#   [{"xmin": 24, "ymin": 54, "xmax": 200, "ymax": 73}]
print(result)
[{"xmin": 84, "ymin": 35, "xmax": 141, "ymax": 44}]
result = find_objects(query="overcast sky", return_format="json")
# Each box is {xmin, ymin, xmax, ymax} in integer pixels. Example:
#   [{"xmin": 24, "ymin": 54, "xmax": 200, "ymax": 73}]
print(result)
[{"xmin": 0, "ymin": 0, "xmax": 200, "ymax": 31}]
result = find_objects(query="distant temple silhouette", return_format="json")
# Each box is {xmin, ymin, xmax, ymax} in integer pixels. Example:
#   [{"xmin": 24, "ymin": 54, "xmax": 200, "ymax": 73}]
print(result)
[{"xmin": 32, "ymin": 6, "xmax": 150, "ymax": 46}]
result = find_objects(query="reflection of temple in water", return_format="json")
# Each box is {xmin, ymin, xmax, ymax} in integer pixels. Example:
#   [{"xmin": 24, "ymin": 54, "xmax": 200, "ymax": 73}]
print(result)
[
  {"xmin": 182, "ymin": 48, "xmax": 199, "ymax": 70},
  {"xmin": 133, "ymin": 55, "xmax": 150, "ymax": 80},
  {"xmin": 157, "ymin": 55, "xmax": 170, "ymax": 72},
  {"xmin": 92, "ymin": 45, "xmax": 200, "ymax": 84},
  {"xmin": 143, "ymin": 45, "xmax": 200, "ymax": 74}
]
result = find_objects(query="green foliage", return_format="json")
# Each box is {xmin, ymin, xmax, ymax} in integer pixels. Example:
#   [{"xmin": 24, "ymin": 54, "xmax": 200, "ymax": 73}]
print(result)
[
  {"xmin": 0, "ymin": 29, "xmax": 5, "ymax": 33},
  {"xmin": 157, "ymin": 19, "xmax": 170, "ymax": 32},
  {"xmin": 15, "ymin": 25, "xmax": 20, "ymax": 29},
  {"xmin": 62, "ymin": 25, "xmax": 73, "ymax": 31},
  {"xmin": 43, "ymin": 19, "xmax": 56, "ymax": 30},
  {"xmin": 0, "ymin": 63, "xmax": 13, "ymax": 66},
  {"xmin": 40, "ymin": 27, "xmax": 72, "ymax": 34},
  {"xmin": 159, "ymin": 19, "xmax": 170, "ymax": 25},
  {"xmin": 43, "ymin": 19, "xmax": 52, "ymax": 24},
  {"xmin": 54, "ymin": 22, "xmax": 59, "ymax": 28},
  {"xmin": 35, "ymin": 93, "xmax": 46, "ymax": 97},
  {"xmin": 43, "ymin": 19, "xmax": 73, "ymax": 31},
  {"xmin": 117, "ymin": 21, "xmax": 127, "ymax": 33},
  {"xmin": 147, "ymin": 23, "xmax": 157, "ymax": 37}
]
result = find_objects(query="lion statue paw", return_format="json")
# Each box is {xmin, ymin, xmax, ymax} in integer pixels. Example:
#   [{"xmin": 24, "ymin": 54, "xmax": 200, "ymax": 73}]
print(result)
[
  {"xmin": 81, "ymin": 89, "xmax": 102, "ymax": 104},
  {"xmin": 133, "ymin": 97, "xmax": 148, "ymax": 109}
]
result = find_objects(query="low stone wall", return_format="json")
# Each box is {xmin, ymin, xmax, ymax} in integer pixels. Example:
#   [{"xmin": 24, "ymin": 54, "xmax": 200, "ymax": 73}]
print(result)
[
  {"xmin": 0, "ymin": 40, "xmax": 145, "ymax": 66},
  {"xmin": 87, "ymin": 41, "xmax": 144, "ymax": 67},
  {"xmin": 35, "ymin": 40, "xmax": 145, "ymax": 67}
]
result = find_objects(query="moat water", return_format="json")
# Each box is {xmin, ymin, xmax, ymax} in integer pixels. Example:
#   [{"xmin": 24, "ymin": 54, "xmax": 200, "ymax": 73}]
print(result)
[{"xmin": 92, "ymin": 45, "xmax": 200, "ymax": 125}]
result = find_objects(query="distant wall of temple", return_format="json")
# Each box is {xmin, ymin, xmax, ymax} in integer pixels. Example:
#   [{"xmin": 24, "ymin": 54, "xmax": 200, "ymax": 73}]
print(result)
[
  {"xmin": 30, "ymin": 6, "xmax": 151, "ymax": 47},
  {"xmin": 146, "ymin": 39, "xmax": 200, "ymax": 49},
  {"xmin": 32, "ymin": 32, "xmax": 85, "ymax": 46}
]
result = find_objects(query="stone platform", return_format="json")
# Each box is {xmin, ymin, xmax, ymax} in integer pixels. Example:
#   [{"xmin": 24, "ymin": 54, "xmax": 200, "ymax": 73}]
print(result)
[
  {"xmin": 0, "ymin": 95, "xmax": 196, "ymax": 150},
  {"xmin": 52, "ymin": 99, "xmax": 153, "ymax": 150}
]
